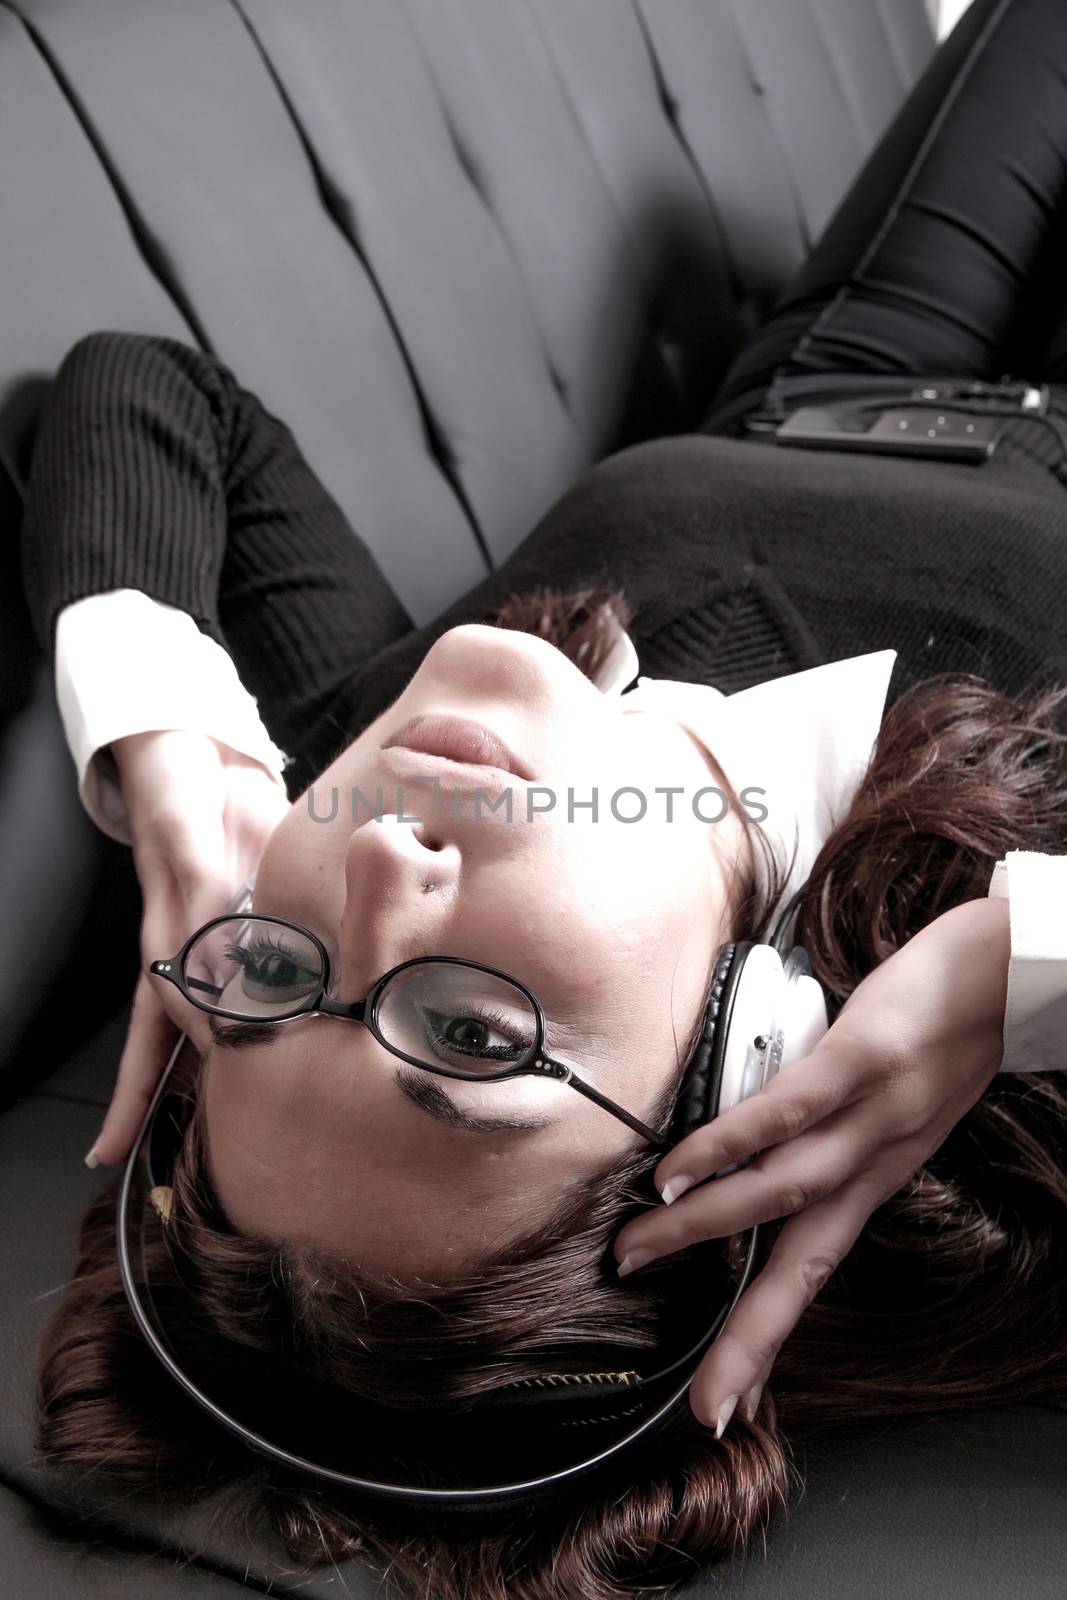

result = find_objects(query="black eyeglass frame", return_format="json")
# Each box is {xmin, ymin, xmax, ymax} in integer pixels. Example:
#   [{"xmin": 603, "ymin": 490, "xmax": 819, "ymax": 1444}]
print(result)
[{"xmin": 150, "ymin": 913, "xmax": 672, "ymax": 1151}]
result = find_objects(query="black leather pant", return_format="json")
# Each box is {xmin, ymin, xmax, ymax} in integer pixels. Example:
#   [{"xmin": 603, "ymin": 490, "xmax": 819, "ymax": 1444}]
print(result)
[{"xmin": 704, "ymin": 0, "xmax": 1067, "ymax": 435}]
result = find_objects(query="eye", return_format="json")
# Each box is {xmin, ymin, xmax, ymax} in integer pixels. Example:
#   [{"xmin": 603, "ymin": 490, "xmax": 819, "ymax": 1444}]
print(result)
[
  {"xmin": 372, "ymin": 959, "xmax": 544, "ymax": 1072},
  {"xmin": 419, "ymin": 1004, "xmax": 535, "ymax": 1064},
  {"xmin": 225, "ymin": 934, "xmax": 321, "ymax": 1005}
]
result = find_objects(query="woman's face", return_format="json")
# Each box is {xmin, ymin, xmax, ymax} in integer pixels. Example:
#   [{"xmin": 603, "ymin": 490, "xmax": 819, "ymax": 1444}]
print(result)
[{"xmin": 195, "ymin": 625, "xmax": 752, "ymax": 1280}]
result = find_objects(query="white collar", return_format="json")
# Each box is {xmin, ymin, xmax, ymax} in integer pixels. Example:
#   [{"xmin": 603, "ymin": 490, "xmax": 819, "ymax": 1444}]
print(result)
[{"xmin": 595, "ymin": 629, "xmax": 897, "ymax": 942}]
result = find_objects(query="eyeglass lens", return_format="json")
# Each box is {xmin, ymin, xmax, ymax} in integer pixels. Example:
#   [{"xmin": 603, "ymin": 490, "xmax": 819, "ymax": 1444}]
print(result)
[
  {"xmin": 185, "ymin": 916, "xmax": 323, "ymax": 1017},
  {"xmin": 183, "ymin": 917, "xmax": 539, "ymax": 1077}
]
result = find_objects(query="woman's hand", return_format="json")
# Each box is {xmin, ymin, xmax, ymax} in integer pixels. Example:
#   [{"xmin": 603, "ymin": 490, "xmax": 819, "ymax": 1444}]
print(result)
[
  {"xmin": 84, "ymin": 730, "xmax": 291, "ymax": 1167},
  {"xmin": 612, "ymin": 895, "xmax": 1012, "ymax": 1437}
]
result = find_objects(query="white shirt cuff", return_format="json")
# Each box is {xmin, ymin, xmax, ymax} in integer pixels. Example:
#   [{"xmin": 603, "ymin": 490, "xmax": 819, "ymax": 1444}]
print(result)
[
  {"xmin": 54, "ymin": 589, "xmax": 292, "ymax": 847},
  {"xmin": 987, "ymin": 851, "xmax": 1067, "ymax": 1074}
]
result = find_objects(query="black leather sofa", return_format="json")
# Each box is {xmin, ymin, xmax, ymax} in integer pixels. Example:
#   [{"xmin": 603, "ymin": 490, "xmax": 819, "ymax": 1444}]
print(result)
[{"xmin": 4, "ymin": 3, "xmax": 1065, "ymax": 1596}]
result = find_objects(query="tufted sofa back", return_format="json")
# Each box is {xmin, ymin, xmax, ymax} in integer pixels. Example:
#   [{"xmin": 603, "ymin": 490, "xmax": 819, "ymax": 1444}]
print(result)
[{"xmin": 0, "ymin": 0, "xmax": 933, "ymax": 624}]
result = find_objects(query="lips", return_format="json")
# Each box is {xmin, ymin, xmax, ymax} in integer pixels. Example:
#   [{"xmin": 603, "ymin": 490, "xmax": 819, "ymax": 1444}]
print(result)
[{"xmin": 380, "ymin": 715, "xmax": 531, "ymax": 779}]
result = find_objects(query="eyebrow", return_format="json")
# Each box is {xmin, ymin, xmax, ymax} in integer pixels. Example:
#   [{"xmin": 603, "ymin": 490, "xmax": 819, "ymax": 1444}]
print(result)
[
  {"xmin": 209, "ymin": 1016, "xmax": 288, "ymax": 1049},
  {"xmin": 393, "ymin": 1065, "xmax": 553, "ymax": 1133},
  {"xmin": 206, "ymin": 1015, "xmax": 554, "ymax": 1134}
]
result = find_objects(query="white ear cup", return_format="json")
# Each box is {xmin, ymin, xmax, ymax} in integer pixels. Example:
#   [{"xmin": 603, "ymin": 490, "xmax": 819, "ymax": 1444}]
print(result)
[
  {"xmin": 772, "ymin": 942, "xmax": 830, "ymax": 1081},
  {"xmin": 778, "ymin": 972, "xmax": 830, "ymax": 1073},
  {"xmin": 718, "ymin": 944, "xmax": 786, "ymax": 1119},
  {"xmin": 715, "ymin": 942, "xmax": 829, "ymax": 1176}
]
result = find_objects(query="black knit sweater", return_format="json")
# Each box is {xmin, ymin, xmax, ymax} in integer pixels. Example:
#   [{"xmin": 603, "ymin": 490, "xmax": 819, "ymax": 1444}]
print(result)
[{"xmin": 19, "ymin": 332, "xmax": 1067, "ymax": 799}]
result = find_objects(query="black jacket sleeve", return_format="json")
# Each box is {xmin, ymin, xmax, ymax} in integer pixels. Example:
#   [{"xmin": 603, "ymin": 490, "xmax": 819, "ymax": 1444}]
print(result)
[{"xmin": 19, "ymin": 330, "xmax": 414, "ymax": 777}]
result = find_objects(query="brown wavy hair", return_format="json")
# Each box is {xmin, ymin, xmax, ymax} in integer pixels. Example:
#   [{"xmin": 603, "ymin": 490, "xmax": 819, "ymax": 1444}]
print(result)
[{"xmin": 36, "ymin": 587, "xmax": 1067, "ymax": 1600}]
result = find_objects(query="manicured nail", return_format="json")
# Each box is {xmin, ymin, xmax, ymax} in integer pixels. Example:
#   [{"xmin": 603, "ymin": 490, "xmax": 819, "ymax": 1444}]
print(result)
[
  {"xmin": 617, "ymin": 1248, "xmax": 654, "ymax": 1278},
  {"xmin": 661, "ymin": 1173, "xmax": 694, "ymax": 1205},
  {"xmin": 84, "ymin": 1144, "xmax": 101, "ymax": 1169},
  {"xmin": 715, "ymin": 1393, "xmax": 741, "ymax": 1440},
  {"xmin": 743, "ymin": 1382, "xmax": 764, "ymax": 1422}
]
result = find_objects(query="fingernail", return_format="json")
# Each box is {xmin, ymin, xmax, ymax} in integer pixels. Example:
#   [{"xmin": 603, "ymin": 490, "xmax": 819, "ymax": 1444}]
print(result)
[
  {"xmin": 743, "ymin": 1382, "xmax": 764, "ymax": 1422},
  {"xmin": 715, "ymin": 1393, "xmax": 741, "ymax": 1440},
  {"xmin": 84, "ymin": 1144, "xmax": 101, "ymax": 1169},
  {"xmin": 660, "ymin": 1173, "xmax": 694, "ymax": 1206},
  {"xmin": 617, "ymin": 1248, "xmax": 654, "ymax": 1278}
]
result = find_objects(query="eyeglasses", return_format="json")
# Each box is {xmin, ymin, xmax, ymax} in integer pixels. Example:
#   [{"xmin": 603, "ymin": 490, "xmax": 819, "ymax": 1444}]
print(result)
[{"xmin": 149, "ymin": 914, "xmax": 671, "ymax": 1150}]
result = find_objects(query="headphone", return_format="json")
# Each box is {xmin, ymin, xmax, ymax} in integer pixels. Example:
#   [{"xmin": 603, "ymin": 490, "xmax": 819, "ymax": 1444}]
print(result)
[{"xmin": 118, "ymin": 877, "xmax": 829, "ymax": 1515}]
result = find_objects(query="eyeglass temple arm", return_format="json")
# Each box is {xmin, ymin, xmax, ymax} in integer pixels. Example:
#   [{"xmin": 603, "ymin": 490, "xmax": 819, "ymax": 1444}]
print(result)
[
  {"xmin": 186, "ymin": 975, "xmax": 222, "ymax": 997},
  {"xmin": 545, "ymin": 1058, "xmax": 671, "ymax": 1151},
  {"xmin": 149, "ymin": 963, "xmax": 222, "ymax": 999}
]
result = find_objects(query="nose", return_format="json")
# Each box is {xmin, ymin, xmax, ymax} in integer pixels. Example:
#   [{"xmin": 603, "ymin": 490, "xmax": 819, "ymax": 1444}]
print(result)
[{"xmin": 334, "ymin": 814, "xmax": 461, "ymax": 1000}]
